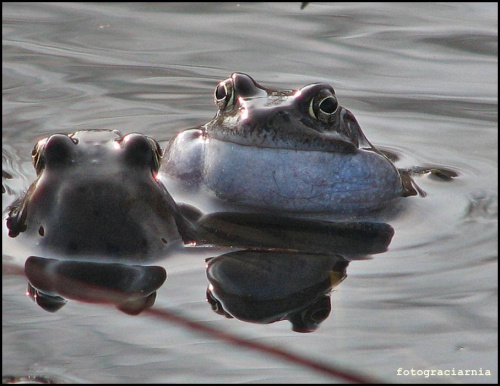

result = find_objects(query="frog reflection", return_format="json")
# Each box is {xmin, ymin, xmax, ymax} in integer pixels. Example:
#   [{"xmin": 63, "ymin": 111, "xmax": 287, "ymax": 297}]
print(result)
[
  {"xmin": 25, "ymin": 256, "xmax": 166, "ymax": 315},
  {"xmin": 163, "ymin": 73, "xmax": 415, "ymax": 213},
  {"xmin": 194, "ymin": 211, "xmax": 395, "ymax": 256},
  {"xmin": 206, "ymin": 250, "xmax": 348, "ymax": 333},
  {"xmin": 6, "ymin": 130, "xmax": 196, "ymax": 260},
  {"xmin": 202, "ymin": 212, "xmax": 395, "ymax": 332}
]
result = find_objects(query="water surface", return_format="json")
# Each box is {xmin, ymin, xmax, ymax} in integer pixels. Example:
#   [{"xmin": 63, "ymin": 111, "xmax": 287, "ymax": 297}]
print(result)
[{"xmin": 2, "ymin": 2, "xmax": 497, "ymax": 383}]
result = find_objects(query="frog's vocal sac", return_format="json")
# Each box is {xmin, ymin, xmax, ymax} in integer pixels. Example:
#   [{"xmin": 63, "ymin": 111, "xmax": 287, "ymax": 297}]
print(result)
[
  {"xmin": 162, "ymin": 73, "xmax": 406, "ymax": 213},
  {"xmin": 6, "ymin": 130, "xmax": 195, "ymax": 259}
]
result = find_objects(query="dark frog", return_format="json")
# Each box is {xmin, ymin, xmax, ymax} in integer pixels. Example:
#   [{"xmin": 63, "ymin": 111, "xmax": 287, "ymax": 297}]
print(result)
[
  {"xmin": 163, "ymin": 73, "xmax": 410, "ymax": 213},
  {"xmin": 7, "ymin": 130, "xmax": 195, "ymax": 260}
]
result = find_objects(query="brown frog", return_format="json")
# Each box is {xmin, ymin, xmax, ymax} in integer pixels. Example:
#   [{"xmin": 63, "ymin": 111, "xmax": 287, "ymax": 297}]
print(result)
[
  {"xmin": 163, "ymin": 73, "xmax": 406, "ymax": 213},
  {"xmin": 7, "ymin": 130, "xmax": 195, "ymax": 260}
]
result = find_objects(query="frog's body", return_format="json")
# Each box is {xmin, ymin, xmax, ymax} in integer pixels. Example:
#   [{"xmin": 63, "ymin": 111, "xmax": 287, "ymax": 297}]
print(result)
[
  {"xmin": 162, "ymin": 73, "xmax": 404, "ymax": 213},
  {"xmin": 7, "ymin": 130, "xmax": 194, "ymax": 260}
]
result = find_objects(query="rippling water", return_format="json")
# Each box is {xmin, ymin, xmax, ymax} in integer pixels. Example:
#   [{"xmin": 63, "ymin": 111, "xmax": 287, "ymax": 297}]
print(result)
[{"xmin": 2, "ymin": 2, "xmax": 497, "ymax": 384}]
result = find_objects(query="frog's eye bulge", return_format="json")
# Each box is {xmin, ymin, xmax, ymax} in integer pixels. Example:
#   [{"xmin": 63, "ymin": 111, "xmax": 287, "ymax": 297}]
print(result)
[
  {"xmin": 308, "ymin": 88, "xmax": 339, "ymax": 124},
  {"xmin": 32, "ymin": 134, "xmax": 76, "ymax": 175},
  {"xmin": 215, "ymin": 78, "xmax": 234, "ymax": 110}
]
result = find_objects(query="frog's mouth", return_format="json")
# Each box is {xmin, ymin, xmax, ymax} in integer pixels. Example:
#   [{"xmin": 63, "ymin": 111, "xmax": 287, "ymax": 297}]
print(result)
[{"xmin": 203, "ymin": 125, "xmax": 358, "ymax": 154}]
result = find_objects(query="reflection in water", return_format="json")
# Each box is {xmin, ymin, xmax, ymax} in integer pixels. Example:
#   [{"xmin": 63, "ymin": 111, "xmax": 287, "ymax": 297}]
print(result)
[
  {"xmin": 202, "ymin": 212, "xmax": 394, "ymax": 332},
  {"xmin": 206, "ymin": 250, "xmax": 348, "ymax": 333},
  {"xmin": 24, "ymin": 256, "xmax": 166, "ymax": 315},
  {"xmin": 195, "ymin": 211, "xmax": 395, "ymax": 256},
  {"xmin": 20, "ymin": 209, "xmax": 395, "ymax": 331}
]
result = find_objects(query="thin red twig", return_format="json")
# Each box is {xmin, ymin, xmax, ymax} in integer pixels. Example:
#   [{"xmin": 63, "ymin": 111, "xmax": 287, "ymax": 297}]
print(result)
[{"xmin": 144, "ymin": 307, "xmax": 382, "ymax": 384}]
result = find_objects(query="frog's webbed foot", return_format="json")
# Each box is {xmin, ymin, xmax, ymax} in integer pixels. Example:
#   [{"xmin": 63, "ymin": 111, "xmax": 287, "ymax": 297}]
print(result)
[
  {"xmin": 405, "ymin": 166, "xmax": 459, "ymax": 181},
  {"xmin": 399, "ymin": 166, "xmax": 459, "ymax": 197},
  {"xmin": 6, "ymin": 195, "xmax": 28, "ymax": 237},
  {"xmin": 400, "ymin": 170, "xmax": 426, "ymax": 197}
]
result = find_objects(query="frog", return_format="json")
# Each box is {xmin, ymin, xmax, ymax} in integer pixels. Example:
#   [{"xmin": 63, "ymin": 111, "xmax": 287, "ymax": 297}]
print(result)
[
  {"xmin": 162, "ymin": 72, "xmax": 410, "ymax": 213},
  {"xmin": 6, "ymin": 130, "xmax": 196, "ymax": 260}
]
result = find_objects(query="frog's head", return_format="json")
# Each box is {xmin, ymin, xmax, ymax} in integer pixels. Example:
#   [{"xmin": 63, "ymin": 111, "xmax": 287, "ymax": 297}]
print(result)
[
  {"xmin": 7, "ymin": 130, "xmax": 190, "ymax": 259},
  {"xmin": 205, "ymin": 72, "xmax": 373, "ymax": 153}
]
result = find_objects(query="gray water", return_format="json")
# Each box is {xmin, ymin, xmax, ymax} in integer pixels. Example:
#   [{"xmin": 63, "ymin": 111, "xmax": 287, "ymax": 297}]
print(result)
[{"xmin": 2, "ymin": 2, "xmax": 497, "ymax": 384}]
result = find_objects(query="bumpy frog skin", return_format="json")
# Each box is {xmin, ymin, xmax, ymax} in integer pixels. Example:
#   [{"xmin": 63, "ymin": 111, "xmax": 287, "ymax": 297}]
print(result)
[
  {"xmin": 7, "ymin": 130, "xmax": 193, "ymax": 259},
  {"xmin": 162, "ymin": 73, "xmax": 404, "ymax": 213}
]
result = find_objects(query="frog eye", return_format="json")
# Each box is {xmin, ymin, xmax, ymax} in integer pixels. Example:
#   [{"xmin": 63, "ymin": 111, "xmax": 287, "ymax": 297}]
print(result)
[
  {"xmin": 32, "ymin": 138, "xmax": 48, "ymax": 175},
  {"xmin": 309, "ymin": 91, "xmax": 339, "ymax": 123},
  {"xmin": 147, "ymin": 137, "xmax": 163, "ymax": 173},
  {"xmin": 214, "ymin": 78, "xmax": 235, "ymax": 110},
  {"xmin": 121, "ymin": 134, "xmax": 163, "ymax": 173},
  {"xmin": 32, "ymin": 134, "xmax": 76, "ymax": 175}
]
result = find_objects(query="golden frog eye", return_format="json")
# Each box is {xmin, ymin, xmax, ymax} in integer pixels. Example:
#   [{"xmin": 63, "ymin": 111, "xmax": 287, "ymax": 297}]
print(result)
[
  {"xmin": 31, "ymin": 137, "xmax": 48, "ymax": 175},
  {"xmin": 309, "ymin": 90, "xmax": 339, "ymax": 123},
  {"xmin": 214, "ymin": 78, "xmax": 235, "ymax": 110},
  {"xmin": 148, "ymin": 137, "xmax": 163, "ymax": 173}
]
